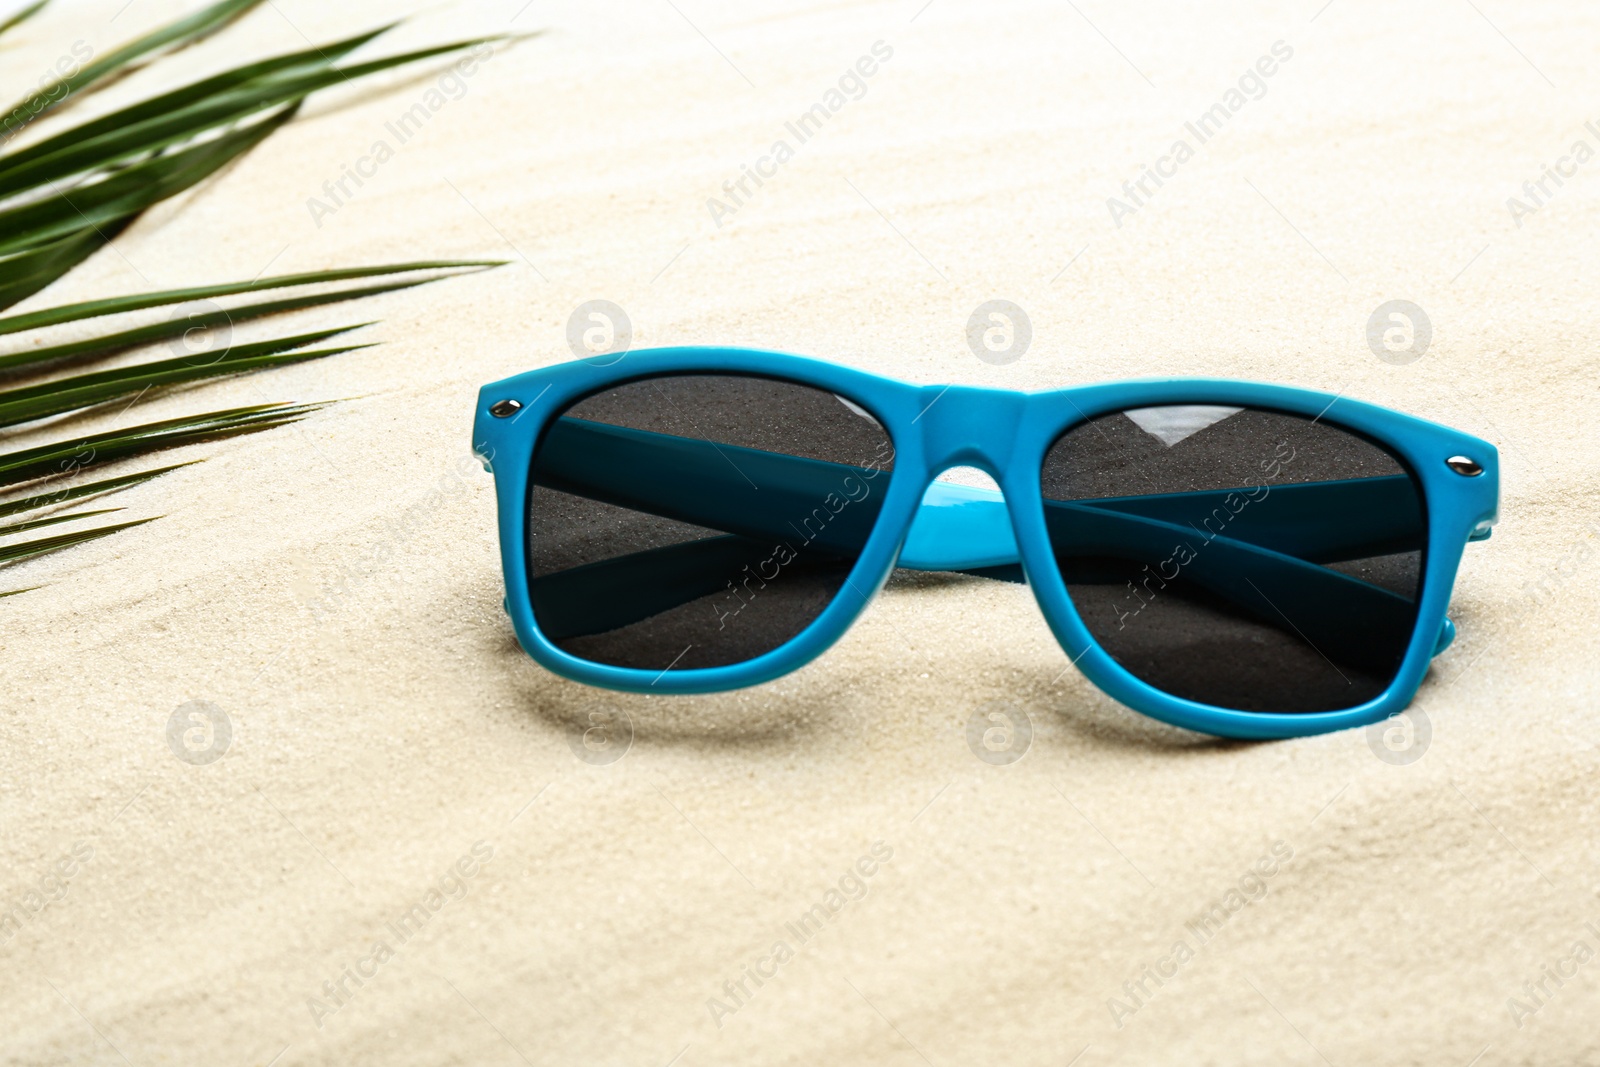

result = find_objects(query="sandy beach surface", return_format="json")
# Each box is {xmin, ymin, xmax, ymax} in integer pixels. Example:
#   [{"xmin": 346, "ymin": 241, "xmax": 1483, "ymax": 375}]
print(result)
[{"xmin": 2, "ymin": 0, "xmax": 1598, "ymax": 1064}]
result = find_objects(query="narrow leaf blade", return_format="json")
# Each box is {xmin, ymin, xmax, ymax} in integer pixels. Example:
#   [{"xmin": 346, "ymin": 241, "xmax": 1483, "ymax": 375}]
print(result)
[
  {"xmin": 0, "ymin": 401, "xmax": 326, "ymax": 488},
  {"xmin": 0, "ymin": 215, "xmax": 135, "ymax": 313},
  {"xmin": 0, "ymin": 22, "xmax": 394, "ymax": 169},
  {"xmin": 0, "ymin": 461, "xmax": 196, "ymax": 517},
  {"xmin": 0, "ymin": 506, "xmax": 121, "ymax": 537},
  {"xmin": 0, "ymin": 342, "xmax": 372, "ymax": 428},
  {"xmin": 4, "ymin": 0, "xmax": 267, "ymax": 125},
  {"xmin": 0, "ymin": 323, "xmax": 370, "ymax": 400},
  {"xmin": 0, "ymin": 0, "xmax": 50, "ymax": 40},
  {"xmin": 0, "ymin": 515, "xmax": 158, "ymax": 565},
  {"xmin": 0, "ymin": 260, "xmax": 500, "ymax": 338},
  {"xmin": 0, "ymin": 104, "xmax": 299, "ymax": 259}
]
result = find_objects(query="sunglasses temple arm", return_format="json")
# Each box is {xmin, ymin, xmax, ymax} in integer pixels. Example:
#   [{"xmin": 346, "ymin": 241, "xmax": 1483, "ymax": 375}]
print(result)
[
  {"xmin": 532, "ymin": 418, "xmax": 1451, "ymax": 657},
  {"xmin": 545, "ymin": 418, "xmax": 1424, "ymax": 561},
  {"xmin": 904, "ymin": 479, "xmax": 1453, "ymax": 657}
]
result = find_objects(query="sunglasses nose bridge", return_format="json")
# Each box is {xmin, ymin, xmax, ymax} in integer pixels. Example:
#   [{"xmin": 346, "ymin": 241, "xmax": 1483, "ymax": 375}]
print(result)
[{"xmin": 912, "ymin": 384, "xmax": 1026, "ymax": 475}]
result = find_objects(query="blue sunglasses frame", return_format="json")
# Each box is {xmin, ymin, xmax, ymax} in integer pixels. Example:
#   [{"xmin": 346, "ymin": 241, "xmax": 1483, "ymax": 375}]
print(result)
[{"xmin": 473, "ymin": 347, "xmax": 1499, "ymax": 740}]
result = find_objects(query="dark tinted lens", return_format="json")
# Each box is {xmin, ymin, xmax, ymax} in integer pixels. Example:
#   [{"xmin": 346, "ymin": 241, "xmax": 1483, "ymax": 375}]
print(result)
[
  {"xmin": 1041, "ymin": 406, "xmax": 1424, "ymax": 713},
  {"xmin": 528, "ymin": 373, "xmax": 895, "ymax": 672}
]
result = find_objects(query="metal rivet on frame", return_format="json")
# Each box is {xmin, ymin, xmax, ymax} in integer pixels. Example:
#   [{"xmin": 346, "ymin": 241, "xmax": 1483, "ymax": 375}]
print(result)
[
  {"xmin": 1445, "ymin": 455, "xmax": 1484, "ymax": 477},
  {"xmin": 489, "ymin": 399, "xmax": 523, "ymax": 419}
]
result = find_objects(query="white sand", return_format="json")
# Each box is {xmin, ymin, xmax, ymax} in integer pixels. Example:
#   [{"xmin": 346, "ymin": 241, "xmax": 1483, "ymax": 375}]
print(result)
[{"xmin": 2, "ymin": 0, "xmax": 1598, "ymax": 1064}]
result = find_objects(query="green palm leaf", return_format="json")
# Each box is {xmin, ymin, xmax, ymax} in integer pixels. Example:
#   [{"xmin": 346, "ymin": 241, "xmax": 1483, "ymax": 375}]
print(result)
[
  {"xmin": 0, "ymin": 259, "xmax": 500, "ymax": 336},
  {"xmin": 5, "ymin": 0, "xmax": 267, "ymax": 126},
  {"xmin": 0, "ymin": 262, "xmax": 501, "ymax": 371},
  {"xmin": 0, "ymin": 0, "xmax": 50, "ymax": 40},
  {"xmin": 0, "ymin": 215, "xmax": 134, "ymax": 311},
  {"xmin": 0, "ymin": 35, "xmax": 513, "ymax": 202},
  {"xmin": 0, "ymin": 326, "xmax": 374, "ymax": 428},
  {"xmin": 0, "ymin": 101, "xmax": 300, "ymax": 259},
  {"xmin": 0, "ymin": 401, "xmax": 326, "ymax": 489},
  {"xmin": 0, "ymin": 1, "xmax": 522, "ymax": 587},
  {"xmin": 4, "ymin": 287, "xmax": 393, "ymax": 373},
  {"xmin": 0, "ymin": 506, "xmax": 120, "ymax": 536},
  {"xmin": 0, "ymin": 22, "xmax": 391, "ymax": 168},
  {"xmin": 0, "ymin": 462, "xmax": 196, "ymax": 517},
  {"xmin": 0, "ymin": 515, "xmax": 159, "ymax": 565},
  {"xmin": 0, "ymin": 25, "xmax": 510, "ymax": 309}
]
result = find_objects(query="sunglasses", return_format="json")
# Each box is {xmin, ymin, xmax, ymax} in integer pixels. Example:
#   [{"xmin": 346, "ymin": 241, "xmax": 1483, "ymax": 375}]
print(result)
[{"xmin": 472, "ymin": 347, "xmax": 1498, "ymax": 740}]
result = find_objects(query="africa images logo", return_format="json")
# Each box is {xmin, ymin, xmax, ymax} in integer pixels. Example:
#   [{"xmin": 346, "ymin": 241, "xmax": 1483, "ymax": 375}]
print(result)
[
  {"xmin": 1106, "ymin": 41, "xmax": 1294, "ymax": 228},
  {"xmin": 705, "ymin": 40, "xmax": 895, "ymax": 228}
]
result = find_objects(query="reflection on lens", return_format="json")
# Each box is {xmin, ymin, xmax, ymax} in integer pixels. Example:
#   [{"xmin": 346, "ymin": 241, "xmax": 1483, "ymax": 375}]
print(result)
[
  {"xmin": 528, "ymin": 374, "xmax": 895, "ymax": 672},
  {"xmin": 1041, "ymin": 406, "xmax": 1424, "ymax": 713}
]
